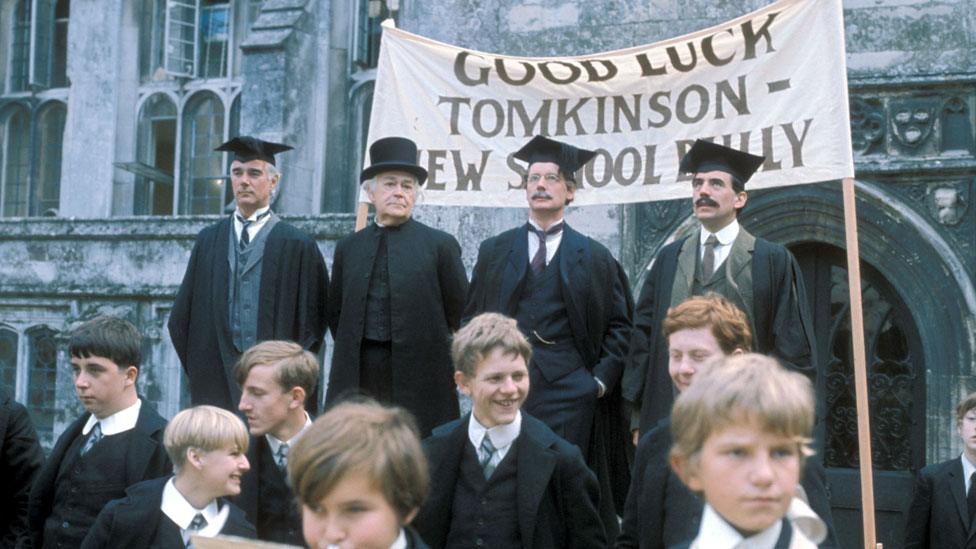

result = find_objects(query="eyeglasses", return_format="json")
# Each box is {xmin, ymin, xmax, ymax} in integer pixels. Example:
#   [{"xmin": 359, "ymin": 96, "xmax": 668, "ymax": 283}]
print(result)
[{"xmin": 527, "ymin": 173, "xmax": 563, "ymax": 184}]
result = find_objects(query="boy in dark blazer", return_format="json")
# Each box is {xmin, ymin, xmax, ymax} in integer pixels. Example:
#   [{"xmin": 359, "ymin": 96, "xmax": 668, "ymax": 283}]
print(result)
[
  {"xmin": 82, "ymin": 405, "xmax": 255, "ymax": 548},
  {"xmin": 905, "ymin": 392, "xmax": 976, "ymax": 548},
  {"xmin": 235, "ymin": 340, "xmax": 318, "ymax": 545},
  {"xmin": 28, "ymin": 316, "xmax": 172, "ymax": 549},
  {"xmin": 414, "ymin": 312, "xmax": 605, "ymax": 548}
]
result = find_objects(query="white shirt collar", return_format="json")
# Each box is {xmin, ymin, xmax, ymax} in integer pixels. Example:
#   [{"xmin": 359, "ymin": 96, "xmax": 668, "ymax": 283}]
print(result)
[
  {"xmin": 83, "ymin": 398, "xmax": 141, "ymax": 436},
  {"xmin": 161, "ymin": 477, "xmax": 229, "ymax": 537},
  {"xmin": 390, "ymin": 528, "xmax": 407, "ymax": 549},
  {"xmin": 700, "ymin": 218, "xmax": 740, "ymax": 247},
  {"xmin": 962, "ymin": 453, "xmax": 976, "ymax": 493},
  {"xmin": 468, "ymin": 411, "xmax": 521, "ymax": 460},
  {"xmin": 692, "ymin": 503, "xmax": 783, "ymax": 549},
  {"xmin": 266, "ymin": 412, "xmax": 313, "ymax": 455},
  {"xmin": 527, "ymin": 218, "xmax": 564, "ymax": 233},
  {"xmin": 235, "ymin": 205, "xmax": 271, "ymax": 222}
]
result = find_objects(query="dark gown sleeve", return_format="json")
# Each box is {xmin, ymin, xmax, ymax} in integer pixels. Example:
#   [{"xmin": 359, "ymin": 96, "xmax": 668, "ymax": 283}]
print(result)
[
  {"xmin": 437, "ymin": 235, "xmax": 469, "ymax": 331},
  {"xmin": 168, "ymin": 236, "xmax": 203, "ymax": 367},
  {"xmin": 2, "ymin": 401, "xmax": 43, "ymax": 548}
]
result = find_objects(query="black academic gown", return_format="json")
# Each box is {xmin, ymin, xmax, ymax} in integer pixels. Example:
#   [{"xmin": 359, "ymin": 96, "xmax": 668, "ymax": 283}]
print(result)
[
  {"xmin": 0, "ymin": 387, "xmax": 43, "ymax": 549},
  {"xmin": 28, "ymin": 398, "xmax": 173, "ymax": 549},
  {"xmin": 415, "ymin": 413, "xmax": 605, "ymax": 549},
  {"xmin": 624, "ymin": 228, "xmax": 817, "ymax": 433},
  {"xmin": 904, "ymin": 458, "xmax": 974, "ymax": 548},
  {"xmin": 168, "ymin": 216, "xmax": 329, "ymax": 412},
  {"xmin": 326, "ymin": 218, "xmax": 467, "ymax": 436},
  {"xmin": 80, "ymin": 476, "xmax": 256, "ymax": 548},
  {"xmin": 463, "ymin": 222, "xmax": 634, "ymax": 535}
]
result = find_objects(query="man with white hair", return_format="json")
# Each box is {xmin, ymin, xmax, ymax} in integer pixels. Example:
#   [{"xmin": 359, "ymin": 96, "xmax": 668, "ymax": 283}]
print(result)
[
  {"xmin": 326, "ymin": 136, "xmax": 468, "ymax": 437},
  {"xmin": 169, "ymin": 136, "xmax": 329, "ymax": 413}
]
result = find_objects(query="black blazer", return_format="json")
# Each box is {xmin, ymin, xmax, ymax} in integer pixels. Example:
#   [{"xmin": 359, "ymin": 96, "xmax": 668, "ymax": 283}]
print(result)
[
  {"xmin": 326, "ymin": 218, "xmax": 467, "ymax": 436},
  {"xmin": 0, "ymin": 387, "xmax": 43, "ymax": 548},
  {"xmin": 414, "ymin": 413, "xmax": 605, "ymax": 549},
  {"xmin": 234, "ymin": 434, "xmax": 301, "ymax": 541},
  {"xmin": 28, "ymin": 398, "xmax": 172, "ymax": 549},
  {"xmin": 169, "ymin": 216, "xmax": 329, "ymax": 411},
  {"xmin": 80, "ymin": 476, "xmax": 255, "ymax": 548},
  {"xmin": 904, "ymin": 457, "xmax": 973, "ymax": 548}
]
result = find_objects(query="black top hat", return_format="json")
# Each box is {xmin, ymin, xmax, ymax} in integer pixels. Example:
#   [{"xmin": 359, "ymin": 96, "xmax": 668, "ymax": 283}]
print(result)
[
  {"xmin": 360, "ymin": 137, "xmax": 428, "ymax": 184},
  {"xmin": 679, "ymin": 139, "xmax": 764, "ymax": 190},
  {"xmin": 514, "ymin": 135, "xmax": 596, "ymax": 174},
  {"xmin": 215, "ymin": 136, "xmax": 293, "ymax": 166}
]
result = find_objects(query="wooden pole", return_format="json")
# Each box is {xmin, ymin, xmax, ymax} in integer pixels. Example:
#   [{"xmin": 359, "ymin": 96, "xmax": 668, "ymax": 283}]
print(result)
[
  {"xmin": 355, "ymin": 201, "xmax": 369, "ymax": 231},
  {"xmin": 842, "ymin": 177, "xmax": 877, "ymax": 548}
]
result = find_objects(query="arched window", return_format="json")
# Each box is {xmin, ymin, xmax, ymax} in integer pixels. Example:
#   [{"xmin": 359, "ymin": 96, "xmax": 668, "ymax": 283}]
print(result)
[
  {"xmin": 0, "ymin": 326, "xmax": 18, "ymax": 394},
  {"xmin": 26, "ymin": 325, "xmax": 58, "ymax": 440},
  {"xmin": 181, "ymin": 92, "xmax": 226, "ymax": 214},
  {"xmin": 1, "ymin": 107, "xmax": 30, "ymax": 217},
  {"xmin": 51, "ymin": 0, "xmax": 70, "ymax": 88},
  {"xmin": 9, "ymin": 0, "xmax": 31, "ymax": 92},
  {"xmin": 36, "ymin": 102, "xmax": 66, "ymax": 216},
  {"xmin": 135, "ymin": 94, "xmax": 177, "ymax": 215}
]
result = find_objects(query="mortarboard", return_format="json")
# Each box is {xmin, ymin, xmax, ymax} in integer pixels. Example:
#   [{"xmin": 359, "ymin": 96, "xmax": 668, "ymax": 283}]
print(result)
[
  {"xmin": 679, "ymin": 139, "xmax": 764, "ymax": 190},
  {"xmin": 215, "ymin": 136, "xmax": 293, "ymax": 166},
  {"xmin": 514, "ymin": 135, "xmax": 597, "ymax": 174},
  {"xmin": 360, "ymin": 136, "xmax": 428, "ymax": 185}
]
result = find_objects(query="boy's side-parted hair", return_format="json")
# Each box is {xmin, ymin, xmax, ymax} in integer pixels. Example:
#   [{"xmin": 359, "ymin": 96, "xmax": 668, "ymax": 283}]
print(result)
[
  {"xmin": 670, "ymin": 353, "xmax": 814, "ymax": 466},
  {"xmin": 956, "ymin": 392, "xmax": 976, "ymax": 423},
  {"xmin": 452, "ymin": 312, "xmax": 532, "ymax": 377},
  {"xmin": 663, "ymin": 294, "xmax": 753, "ymax": 354},
  {"xmin": 165, "ymin": 405, "xmax": 250, "ymax": 472},
  {"xmin": 68, "ymin": 315, "xmax": 142, "ymax": 369},
  {"xmin": 288, "ymin": 399, "xmax": 428, "ymax": 521},
  {"xmin": 233, "ymin": 340, "xmax": 319, "ymax": 401}
]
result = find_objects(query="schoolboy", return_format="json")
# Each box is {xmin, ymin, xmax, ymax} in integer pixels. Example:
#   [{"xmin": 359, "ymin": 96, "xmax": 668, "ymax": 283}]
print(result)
[
  {"xmin": 235, "ymin": 340, "xmax": 318, "ymax": 545},
  {"xmin": 414, "ymin": 312, "xmax": 605, "ymax": 548},
  {"xmin": 81, "ymin": 405, "xmax": 255, "ymax": 547},
  {"xmin": 904, "ymin": 392, "xmax": 976, "ymax": 548},
  {"xmin": 28, "ymin": 315, "xmax": 172, "ymax": 549},
  {"xmin": 618, "ymin": 294, "xmax": 752, "ymax": 548},
  {"xmin": 669, "ymin": 353, "xmax": 818, "ymax": 548},
  {"xmin": 288, "ymin": 399, "xmax": 430, "ymax": 549}
]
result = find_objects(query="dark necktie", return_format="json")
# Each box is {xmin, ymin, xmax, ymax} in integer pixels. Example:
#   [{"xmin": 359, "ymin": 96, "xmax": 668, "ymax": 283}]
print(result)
[
  {"xmin": 529, "ymin": 223, "xmax": 564, "ymax": 275},
  {"xmin": 80, "ymin": 422, "xmax": 102, "ymax": 456},
  {"xmin": 968, "ymin": 471, "xmax": 976, "ymax": 527},
  {"xmin": 702, "ymin": 234, "xmax": 719, "ymax": 280},
  {"xmin": 479, "ymin": 435, "xmax": 497, "ymax": 479},
  {"xmin": 236, "ymin": 210, "xmax": 271, "ymax": 249},
  {"xmin": 184, "ymin": 512, "xmax": 208, "ymax": 548}
]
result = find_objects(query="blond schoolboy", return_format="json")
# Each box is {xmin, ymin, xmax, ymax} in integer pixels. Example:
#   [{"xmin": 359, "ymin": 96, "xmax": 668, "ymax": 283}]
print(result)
[
  {"xmin": 82, "ymin": 405, "xmax": 255, "ymax": 547},
  {"xmin": 235, "ymin": 340, "xmax": 318, "ymax": 545},
  {"xmin": 288, "ymin": 399, "xmax": 430, "ymax": 549},
  {"xmin": 670, "ymin": 353, "xmax": 819, "ymax": 548}
]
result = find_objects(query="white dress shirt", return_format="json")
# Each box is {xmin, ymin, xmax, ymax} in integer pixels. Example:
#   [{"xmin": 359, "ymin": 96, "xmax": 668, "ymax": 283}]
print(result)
[
  {"xmin": 468, "ymin": 411, "xmax": 522, "ymax": 470},
  {"xmin": 161, "ymin": 477, "xmax": 230, "ymax": 540},
  {"xmin": 690, "ymin": 500, "xmax": 818, "ymax": 549},
  {"xmin": 82, "ymin": 398, "xmax": 141, "ymax": 436},
  {"xmin": 233, "ymin": 205, "xmax": 273, "ymax": 244},
  {"xmin": 527, "ymin": 218, "xmax": 564, "ymax": 267},
  {"xmin": 699, "ymin": 219, "xmax": 740, "ymax": 273}
]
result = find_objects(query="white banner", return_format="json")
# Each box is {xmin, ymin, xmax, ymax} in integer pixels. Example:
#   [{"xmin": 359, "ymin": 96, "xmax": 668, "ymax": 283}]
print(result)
[{"xmin": 365, "ymin": 0, "xmax": 854, "ymax": 207}]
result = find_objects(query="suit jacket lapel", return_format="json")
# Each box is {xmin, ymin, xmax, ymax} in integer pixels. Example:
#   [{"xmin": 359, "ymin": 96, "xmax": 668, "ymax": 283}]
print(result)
[
  {"xmin": 516, "ymin": 422, "xmax": 557, "ymax": 546},
  {"xmin": 725, "ymin": 228, "xmax": 755, "ymax": 296},
  {"xmin": 559, "ymin": 225, "xmax": 590, "ymax": 362},
  {"xmin": 500, "ymin": 227, "xmax": 529, "ymax": 315},
  {"xmin": 425, "ymin": 420, "xmax": 468, "ymax": 541},
  {"xmin": 671, "ymin": 234, "xmax": 697, "ymax": 307},
  {"xmin": 952, "ymin": 459, "xmax": 971, "ymax": 535}
]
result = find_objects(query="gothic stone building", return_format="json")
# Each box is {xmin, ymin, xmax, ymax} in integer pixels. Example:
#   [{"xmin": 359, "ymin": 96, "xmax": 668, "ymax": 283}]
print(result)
[{"xmin": 0, "ymin": 1, "xmax": 972, "ymax": 547}]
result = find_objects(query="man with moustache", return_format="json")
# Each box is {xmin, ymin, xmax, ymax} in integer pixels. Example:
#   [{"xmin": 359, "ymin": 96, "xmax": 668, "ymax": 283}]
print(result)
[
  {"xmin": 624, "ymin": 139, "xmax": 816, "ymax": 436},
  {"xmin": 169, "ymin": 136, "xmax": 329, "ymax": 413},
  {"xmin": 464, "ymin": 135, "xmax": 633, "ymax": 539},
  {"xmin": 326, "ymin": 136, "xmax": 468, "ymax": 437}
]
